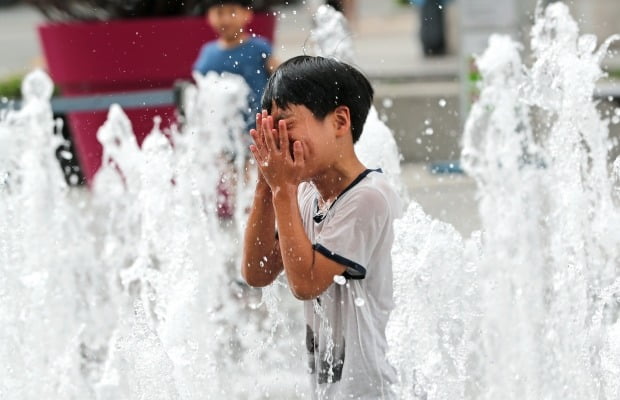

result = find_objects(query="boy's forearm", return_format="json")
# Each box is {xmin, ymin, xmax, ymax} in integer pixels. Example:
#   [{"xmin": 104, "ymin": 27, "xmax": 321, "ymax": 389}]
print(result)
[
  {"xmin": 272, "ymin": 185, "xmax": 316, "ymax": 294},
  {"xmin": 241, "ymin": 182, "xmax": 280, "ymax": 286}
]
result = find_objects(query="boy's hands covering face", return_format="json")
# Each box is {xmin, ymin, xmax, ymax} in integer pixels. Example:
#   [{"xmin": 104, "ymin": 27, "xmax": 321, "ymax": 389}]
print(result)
[{"xmin": 250, "ymin": 111, "xmax": 305, "ymax": 192}]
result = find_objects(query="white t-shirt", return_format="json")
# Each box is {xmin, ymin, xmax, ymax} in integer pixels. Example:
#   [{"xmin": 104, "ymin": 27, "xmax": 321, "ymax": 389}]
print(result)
[{"xmin": 297, "ymin": 169, "xmax": 403, "ymax": 400}]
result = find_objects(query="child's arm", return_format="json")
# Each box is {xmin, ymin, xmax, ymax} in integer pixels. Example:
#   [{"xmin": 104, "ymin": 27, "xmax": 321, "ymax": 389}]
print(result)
[
  {"xmin": 249, "ymin": 115, "xmax": 346, "ymax": 300},
  {"xmin": 240, "ymin": 175, "xmax": 284, "ymax": 287},
  {"xmin": 241, "ymin": 119, "xmax": 284, "ymax": 287},
  {"xmin": 271, "ymin": 184, "xmax": 346, "ymax": 300}
]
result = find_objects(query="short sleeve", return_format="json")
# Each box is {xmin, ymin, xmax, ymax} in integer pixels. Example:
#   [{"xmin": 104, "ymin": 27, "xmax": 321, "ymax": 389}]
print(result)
[
  {"xmin": 192, "ymin": 44, "xmax": 209, "ymax": 74},
  {"xmin": 313, "ymin": 188, "xmax": 390, "ymax": 279}
]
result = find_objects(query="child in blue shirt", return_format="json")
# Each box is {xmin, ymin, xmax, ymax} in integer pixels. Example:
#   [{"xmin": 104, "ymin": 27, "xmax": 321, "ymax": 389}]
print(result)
[
  {"xmin": 193, "ymin": 0, "xmax": 279, "ymax": 125},
  {"xmin": 193, "ymin": 0, "xmax": 279, "ymax": 218}
]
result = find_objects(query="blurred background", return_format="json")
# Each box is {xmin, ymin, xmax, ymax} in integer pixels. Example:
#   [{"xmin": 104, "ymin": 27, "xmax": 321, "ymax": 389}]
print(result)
[{"xmin": 1, "ymin": 0, "xmax": 620, "ymax": 235}]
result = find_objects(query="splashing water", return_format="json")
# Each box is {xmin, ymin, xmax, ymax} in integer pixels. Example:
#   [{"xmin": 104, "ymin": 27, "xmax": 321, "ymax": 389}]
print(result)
[
  {"xmin": 387, "ymin": 3, "xmax": 620, "ymax": 399},
  {"xmin": 311, "ymin": 4, "xmax": 355, "ymax": 65},
  {"xmin": 3, "ymin": 2, "xmax": 620, "ymax": 399},
  {"xmin": 1, "ymin": 67, "xmax": 307, "ymax": 398},
  {"xmin": 0, "ymin": 69, "xmax": 111, "ymax": 397},
  {"xmin": 311, "ymin": 4, "xmax": 408, "ymax": 200}
]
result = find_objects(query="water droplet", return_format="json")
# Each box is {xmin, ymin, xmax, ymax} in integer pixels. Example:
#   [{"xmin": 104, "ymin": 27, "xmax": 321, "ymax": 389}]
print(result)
[
  {"xmin": 354, "ymin": 298, "xmax": 365, "ymax": 307},
  {"xmin": 438, "ymin": 98, "xmax": 447, "ymax": 107},
  {"xmin": 333, "ymin": 275, "xmax": 346, "ymax": 285},
  {"xmin": 382, "ymin": 98, "xmax": 393, "ymax": 108}
]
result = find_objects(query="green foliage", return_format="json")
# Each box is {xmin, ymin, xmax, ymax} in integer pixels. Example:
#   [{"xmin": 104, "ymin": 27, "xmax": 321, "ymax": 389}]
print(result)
[
  {"xmin": 0, "ymin": 74, "xmax": 59, "ymax": 99},
  {"xmin": 0, "ymin": 75, "xmax": 24, "ymax": 99},
  {"xmin": 607, "ymin": 68, "xmax": 620, "ymax": 80},
  {"xmin": 469, "ymin": 70, "xmax": 481, "ymax": 83}
]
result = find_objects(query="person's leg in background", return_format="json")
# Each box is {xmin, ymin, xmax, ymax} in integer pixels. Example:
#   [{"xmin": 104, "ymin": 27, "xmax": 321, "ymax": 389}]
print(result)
[{"xmin": 419, "ymin": 0, "xmax": 446, "ymax": 56}]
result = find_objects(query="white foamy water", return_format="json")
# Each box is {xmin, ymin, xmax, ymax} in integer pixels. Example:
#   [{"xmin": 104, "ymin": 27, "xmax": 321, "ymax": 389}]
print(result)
[
  {"xmin": 386, "ymin": 3, "xmax": 620, "ymax": 399},
  {"xmin": 3, "ymin": 2, "xmax": 620, "ymax": 400},
  {"xmin": 1, "ymin": 69, "xmax": 307, "ymax": 399}
]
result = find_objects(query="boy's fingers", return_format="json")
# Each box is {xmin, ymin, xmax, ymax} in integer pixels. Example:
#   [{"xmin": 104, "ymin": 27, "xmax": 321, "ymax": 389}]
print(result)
[
  {"xmin": 265, "ymin": 127, "xmax": 279, "ymax": 153},
  {"xmin": 250, "ymin": 129, "xmax": 266, "ymax": 156},
  {"xmin": 249, "ymin": 128, "xmax": 259, "ymax": 148},
  {"xmin": 293, "ymin": 141, "xmax": 304, "ymax": 166},
  {"xmin": 260, "ymin": 115, "xmax": 271, "ymax": 145},
  {"xmin": 249, "ymin": 144, "xmax": 260, "ymax": 163},
  {"xmin": 255, "ymin": 113, "xmax": 262, "ymax": 135},
  {"xmin": 250, "ymin": 128, "xmax": 258, "ymax": 143},
  {"xmin": 278, "ymin": 120, "xmax": 289, "ymax": 159},
  {"xmin": 262, "ymin": 118, "xmax": 274, "ymax": 151},
  {"xmin": 250, "ymin": 145, "xmax": 270, "ymax": 169}
]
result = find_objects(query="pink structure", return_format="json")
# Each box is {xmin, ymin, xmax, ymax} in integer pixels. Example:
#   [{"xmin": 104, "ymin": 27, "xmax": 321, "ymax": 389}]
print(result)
[{"xmin": 38, "ymin": 14, "xmax": 276, "ymax": 183}]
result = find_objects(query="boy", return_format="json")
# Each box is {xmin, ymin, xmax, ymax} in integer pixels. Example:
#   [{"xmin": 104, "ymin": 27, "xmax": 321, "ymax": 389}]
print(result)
[
  {"xmin": 242, "ymin": 55, "xmax": 402, "ymax": 400},
  {"xmin": 193, "ymin": 0, "xmax": 279, "ymax": 125}
]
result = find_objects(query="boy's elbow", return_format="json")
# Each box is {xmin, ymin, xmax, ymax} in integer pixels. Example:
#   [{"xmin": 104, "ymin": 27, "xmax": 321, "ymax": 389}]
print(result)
[
  {"xmin": 290, "ymin": 284, "xmax": 320, "ymax": 301},
  {"xmin": 241, "ymin": 272, "xmax": 264, "ymax": 288},
  {"xmin": 241, "ymin": 268, "xmax": 272, "ymax": 288}
]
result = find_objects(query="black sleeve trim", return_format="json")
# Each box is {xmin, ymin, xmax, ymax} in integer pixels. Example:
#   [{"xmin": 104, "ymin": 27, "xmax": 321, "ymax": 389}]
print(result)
[{"xmin": 312, "ymin": 243, "xmax": 366, "ymax": 280}]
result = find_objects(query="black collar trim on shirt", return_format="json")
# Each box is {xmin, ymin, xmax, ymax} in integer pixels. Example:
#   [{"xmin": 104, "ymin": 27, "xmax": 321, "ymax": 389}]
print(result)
[
  {"xmin": 313, "ymin": 168, "xmax": 383, "ymax": 223},
  {"xmin": 312, "ymin": 243, "xmax": 366, "ymax": 279}
]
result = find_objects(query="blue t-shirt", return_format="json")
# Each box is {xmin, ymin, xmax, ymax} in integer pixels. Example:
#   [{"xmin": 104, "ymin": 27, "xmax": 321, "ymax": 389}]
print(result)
[{"xmin": 193, "ymin": 36, "xmax": 272, "ymax": 126}]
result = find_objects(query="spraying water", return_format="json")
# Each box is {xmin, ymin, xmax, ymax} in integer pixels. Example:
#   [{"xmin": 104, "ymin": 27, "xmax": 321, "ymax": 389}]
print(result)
[
  {"xmin": 3, "ymin": 2, "xmax": 620, "ymax": 399},
  {"xmin": 1, "ymin": 69, "xmax": 307, "ymax": 398},
  {"xmin": 311, "ymin": 4, "xmax": 407, "ymax": 199},
  {"xmin": 91, "ymin": 71, "xmax": 308, "ymax": 399},
  {"xmin": 387, "ymin": 3, "xmax": 620, "ymax": 399}
]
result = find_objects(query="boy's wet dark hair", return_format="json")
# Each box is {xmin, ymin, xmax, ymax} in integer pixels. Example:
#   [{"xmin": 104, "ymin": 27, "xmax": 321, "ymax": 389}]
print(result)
[
  {"xmin": 204, "ymin": 0, "xmax": 252, "ymax": 10},
  {"xmin": 261, "ymin": 55, "xmax": 374, "ymax": 143}
]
